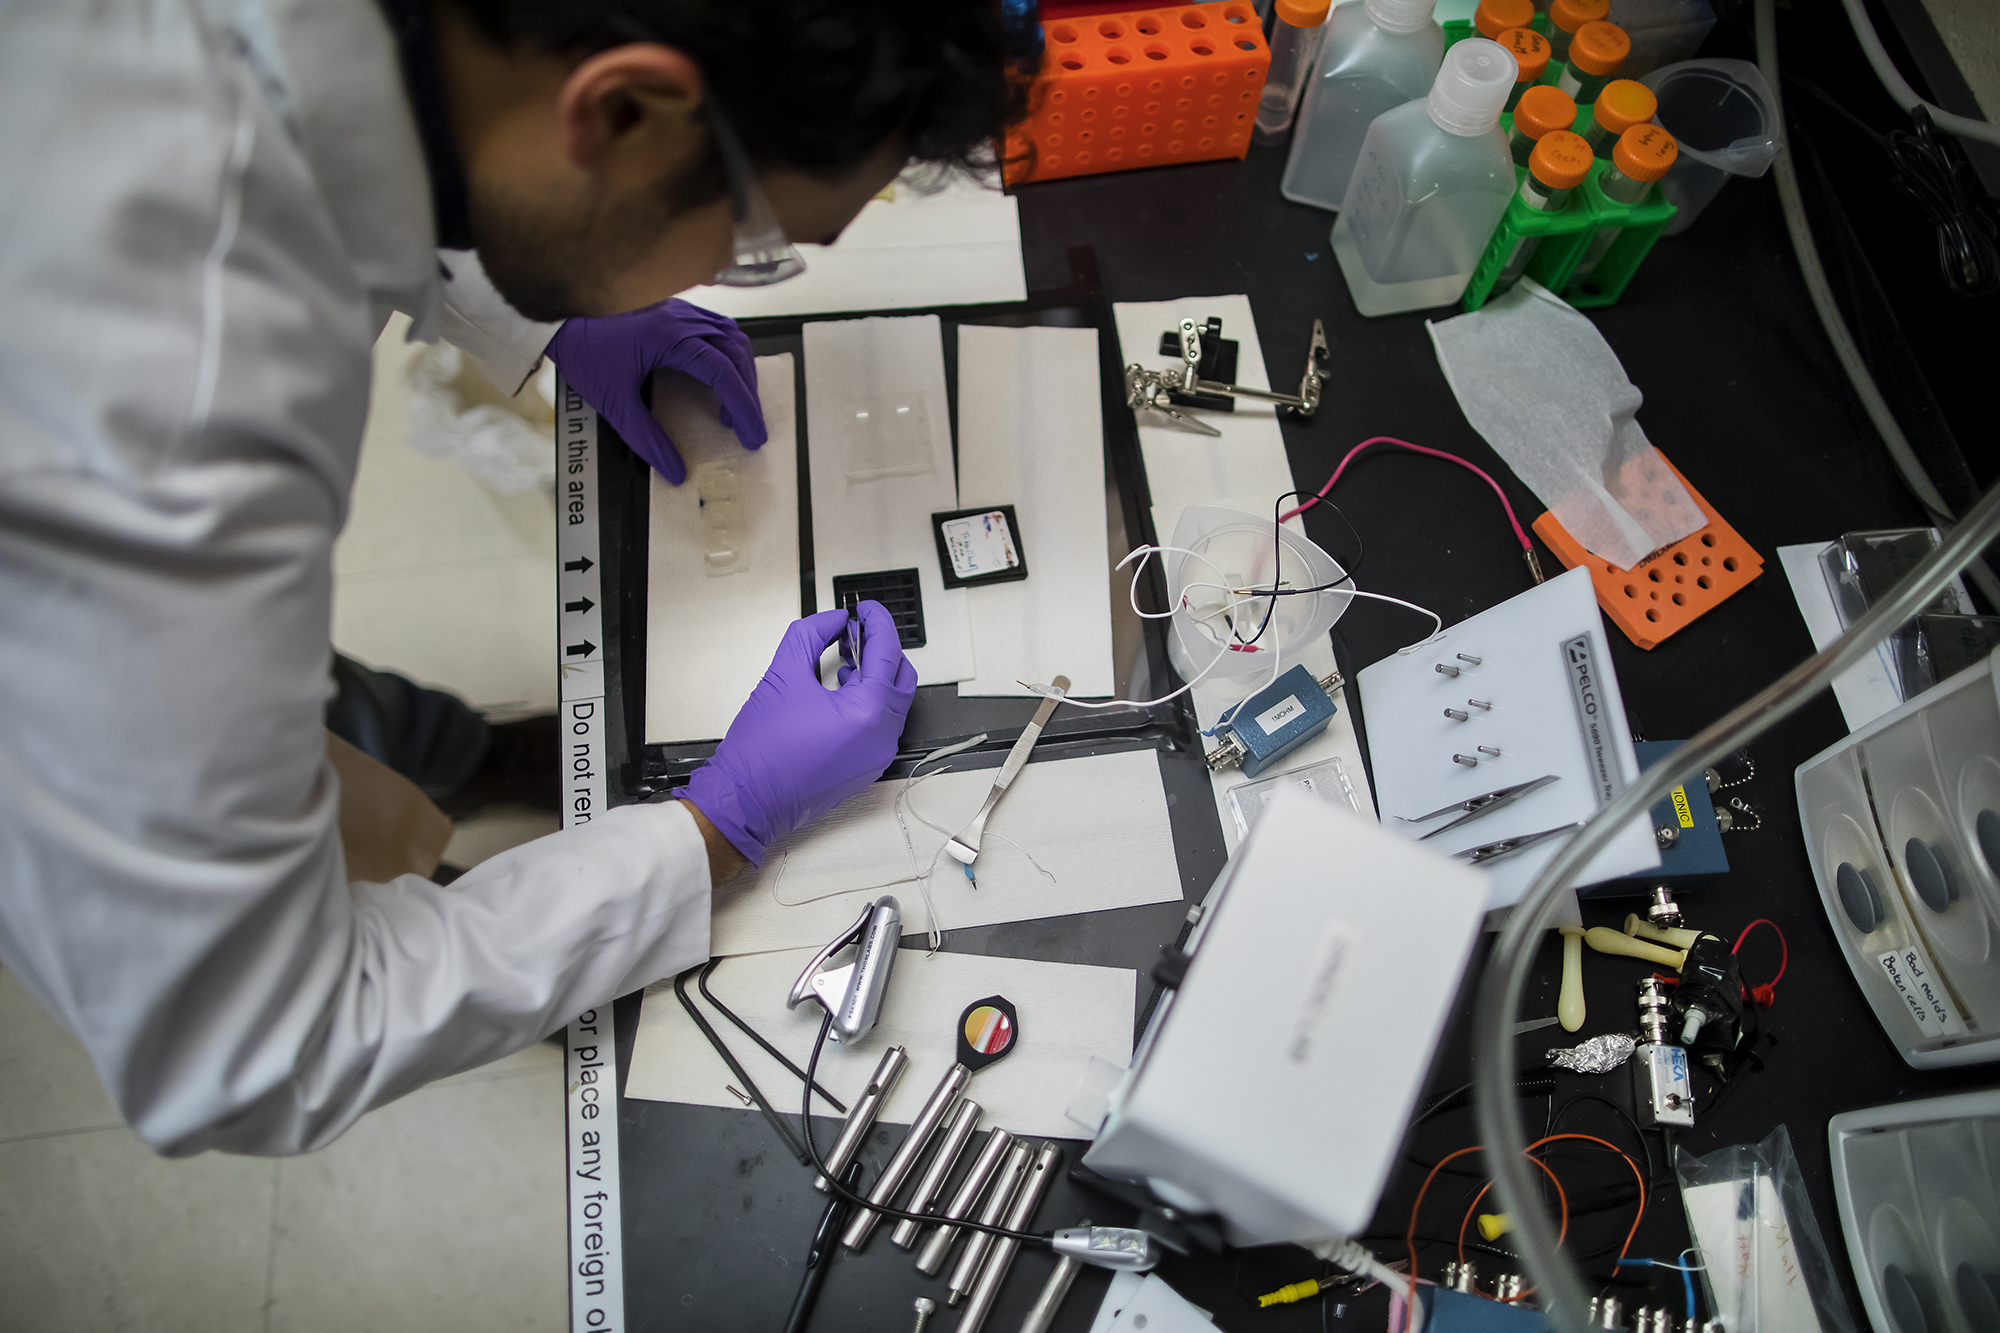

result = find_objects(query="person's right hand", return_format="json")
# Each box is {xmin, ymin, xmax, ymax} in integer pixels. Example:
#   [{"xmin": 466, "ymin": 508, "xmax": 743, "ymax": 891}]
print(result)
[{"xmin": 680, "ymin": 601, "xmax": 917, "ymax": 866}]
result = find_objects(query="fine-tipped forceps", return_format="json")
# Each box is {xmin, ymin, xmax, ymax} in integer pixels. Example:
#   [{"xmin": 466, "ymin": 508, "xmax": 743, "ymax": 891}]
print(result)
[
  {"xmin": 1397, "ymin": 774, "xmax": 1561, "ymax": 841},
  {"xmin": 1453, "ymin": 823, "xmax": 1581, "ymax": 866}
]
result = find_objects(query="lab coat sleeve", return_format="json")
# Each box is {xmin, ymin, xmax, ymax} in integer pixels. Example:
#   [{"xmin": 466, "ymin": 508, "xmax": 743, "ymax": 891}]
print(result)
[
  {"xmin": 434, "ymin": 247, "xmax": 561, "ymax": 396},
  {"xmin": 0, "ymin": 0, "xmax": 709, "ymax": 1158}
]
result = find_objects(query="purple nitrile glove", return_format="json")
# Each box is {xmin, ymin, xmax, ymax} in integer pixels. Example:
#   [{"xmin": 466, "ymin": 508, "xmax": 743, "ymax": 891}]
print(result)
[
  {"xmin": 544, "ymin": 299, "xmax": 765, "ymax": 486},
  {"xmin": 681, "ymin": 600, "xmax": 917, "ymax": 866}
]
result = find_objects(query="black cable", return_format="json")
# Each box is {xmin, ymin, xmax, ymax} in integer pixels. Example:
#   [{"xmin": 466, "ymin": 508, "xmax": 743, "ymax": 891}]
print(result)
[
  {"xmin": 1549, "ymin": 1094, "xmax": 1659, "ymax": 1187},
  {"xmin": 1787, "ymin": 76, "xmax": 1999, "ymax": 299},
  {"xmin": 798, "ymin": 1012, "xmax": 1051, "ymax": 1245},
  {"xmin": 671, "ymin": 968, "xmax": 811, "ymax": 1165},
  {"xmin": 698, "ymin": 958, "xmax": 847, "ymax": 1113}
]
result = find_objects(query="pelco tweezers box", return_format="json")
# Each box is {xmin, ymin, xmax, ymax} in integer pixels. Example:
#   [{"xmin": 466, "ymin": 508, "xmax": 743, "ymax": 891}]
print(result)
[{"xmin": 1082, "ymin": 787, "xmax": 1488, "ymax": 1246}]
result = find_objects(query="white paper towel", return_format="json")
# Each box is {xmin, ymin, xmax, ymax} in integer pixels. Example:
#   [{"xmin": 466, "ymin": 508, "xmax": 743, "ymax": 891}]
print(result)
[
  {"xmin": 644, "ymin": 354, "xmax": 801, "ymax": 742},
  {"xmin": 803, "ymin": 315, "xmax": 975, "ymax": 684},
  {"xmin": 955, "ymin": 324, "xmax": 1116, "ymax": 698},
  {"xmin": 1428, "ymin": 280, "xmax": 1704, "ymax": 571}
]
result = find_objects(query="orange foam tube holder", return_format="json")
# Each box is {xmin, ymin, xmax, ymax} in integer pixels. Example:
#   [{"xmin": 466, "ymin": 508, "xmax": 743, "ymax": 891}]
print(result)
[
  {"xmin": 1531, "ymin": 458, "xmax": 1763, "ymax": 650},
  {"xmin": 1004, "ymin": 2, "xmax": 1270, "ymax": 186}
]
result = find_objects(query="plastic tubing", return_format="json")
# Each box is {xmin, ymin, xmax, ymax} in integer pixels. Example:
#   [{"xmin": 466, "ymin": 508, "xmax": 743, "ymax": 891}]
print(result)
[
  {"xmin": 1834, "ymin": 0, "xmax": 2000, "ymax": 149},
  {"xmin": 1470, "ymin": 477, "xmax": 2000, "ymax": 1333}
]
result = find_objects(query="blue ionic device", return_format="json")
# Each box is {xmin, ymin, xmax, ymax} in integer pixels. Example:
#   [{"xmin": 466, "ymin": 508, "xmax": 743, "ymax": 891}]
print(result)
[{"xmin": 1208, "ymin": 663, "xmax": 1342, "ymax": 777}]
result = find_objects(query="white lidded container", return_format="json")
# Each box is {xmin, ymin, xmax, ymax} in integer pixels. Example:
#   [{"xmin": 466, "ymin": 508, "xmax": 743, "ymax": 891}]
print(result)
[
  {"xmin": 1279, "ymin": 0, "xmax": 1444, "ymax": 211},
  {"xmin": 1330, "ymin": 37, "xmax": 1518, "ymax": 316}
]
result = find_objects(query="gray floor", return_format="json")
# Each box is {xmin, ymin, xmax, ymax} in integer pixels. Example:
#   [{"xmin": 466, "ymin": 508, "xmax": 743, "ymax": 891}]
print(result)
[{"xmin": 1, "ymin": 323, "xmax": 567, "ymax": 1332}]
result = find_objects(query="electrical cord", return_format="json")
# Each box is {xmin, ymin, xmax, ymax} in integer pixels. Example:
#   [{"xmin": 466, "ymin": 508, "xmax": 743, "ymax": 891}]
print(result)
[
  {"xmin": 798, "ymin": 1012, "xmax": 1050, "ymax": 1245},
  {"xmin": 1786, "ymin": 77, "xmax": 1999, "ymax": 300}
]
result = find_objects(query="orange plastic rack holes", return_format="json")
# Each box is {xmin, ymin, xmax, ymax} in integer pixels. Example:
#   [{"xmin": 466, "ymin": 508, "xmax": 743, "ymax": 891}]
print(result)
[
  {"xmin": 1530, "ymin": 457, "xmax": 1764, "ymax": 650},
  {"xmin": 1003, "ymin": 3, "xmax": 1271, "ymax": 186}
]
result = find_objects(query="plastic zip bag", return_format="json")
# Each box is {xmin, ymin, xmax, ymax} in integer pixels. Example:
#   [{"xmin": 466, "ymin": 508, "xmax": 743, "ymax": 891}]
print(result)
[{"xmin": 1675, "ymin": 1125, "xmax": 1857, "ymax": 1333}]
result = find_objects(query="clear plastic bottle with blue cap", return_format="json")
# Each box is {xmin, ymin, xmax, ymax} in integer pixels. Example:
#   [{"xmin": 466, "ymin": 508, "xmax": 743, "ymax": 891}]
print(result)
[{"xmin": 1329, "ymin": 37, "xmax": 1520, "ymax": 315}]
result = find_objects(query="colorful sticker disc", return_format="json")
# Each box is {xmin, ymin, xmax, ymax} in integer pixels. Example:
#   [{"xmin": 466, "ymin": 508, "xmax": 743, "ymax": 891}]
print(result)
[{"xmin": 956, "ymin": 995, "xmax": 1019, "ymax": 1072}]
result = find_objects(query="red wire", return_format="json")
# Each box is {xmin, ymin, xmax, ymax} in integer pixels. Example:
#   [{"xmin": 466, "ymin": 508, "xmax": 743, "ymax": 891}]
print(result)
[
  {"xmin": 1279, "ymin": 436, "xmax": 1533, "ymax": 551},
  {"xmin": 1733, "ymin": 918, "xmax": 1788, "ymax": 1007}
]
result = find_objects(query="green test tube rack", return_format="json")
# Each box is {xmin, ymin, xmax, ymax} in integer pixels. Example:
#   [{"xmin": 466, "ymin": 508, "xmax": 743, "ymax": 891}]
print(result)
[
  {"xmin": 1561, "ymin": 159, "xmax": 1677, "ymax": 307},
  {"xmin": 1460, "ymin": 155, "xmax": 1677, "ymax": 312},
  {"xmin": 1460, "ymin": 158, "xmax": 1599, "ymax": 312}
]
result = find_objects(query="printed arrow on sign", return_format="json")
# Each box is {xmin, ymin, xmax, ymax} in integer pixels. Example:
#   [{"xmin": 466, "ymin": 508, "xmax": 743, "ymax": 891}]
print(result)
[
  {"xmin": 565, "ymin": 597, "xmax": 595, "ymax": 614},
  {"xmin": 563, "ymin": 556, "xmax": 594, "ymax": 574},
  {"xmin": 565, "ymin": 640, "xmax": 597, "ymax": 658}
]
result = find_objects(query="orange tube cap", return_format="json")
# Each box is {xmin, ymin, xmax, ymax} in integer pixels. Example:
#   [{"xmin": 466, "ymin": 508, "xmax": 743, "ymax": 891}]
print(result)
[
  {"xmin": 1612, "ymin": 123, "xmax": 1680, "ymax": 181},
  {"xmin": 1513, "ymin": 85, "xmax": 1578, "ymax": 139},
  {"xmin": 1590, "ymin": 79, "xmax": 1657, "ymax": 136},
  {"xmin": 1495, "ymin": 27, "xmax": 1551, "ymax": 83},
  {"xmin": 1567, "ymin": 20, "xmax": 1630, "ymax": 75},
  {"xmin": 1529, "ymin": 130, "xmax": 1594, "ymax": 188},
  {"xmin": 1549, "ymin": 0, "xmax": 1609, "ymax": 34},
  {"xmin": 1474, "ymin": 0, "xmax": 1535, "ymax": 38}
]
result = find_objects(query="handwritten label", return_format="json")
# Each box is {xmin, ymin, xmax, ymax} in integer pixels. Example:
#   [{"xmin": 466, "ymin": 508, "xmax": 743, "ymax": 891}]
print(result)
[
  {"xmin": 1255, "ymin": 694, "xmax": 1306, "ymax": 737},
  {"xmin": 1877, "ymin": 944, "xmax": 1967, "ymax": 1038}
]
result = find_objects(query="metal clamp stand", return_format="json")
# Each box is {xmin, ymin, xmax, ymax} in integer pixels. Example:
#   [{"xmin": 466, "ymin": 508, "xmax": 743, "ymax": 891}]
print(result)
[{"xmin": 1124, "ymin": 317, "xmax": 1330, "ymax": 437}]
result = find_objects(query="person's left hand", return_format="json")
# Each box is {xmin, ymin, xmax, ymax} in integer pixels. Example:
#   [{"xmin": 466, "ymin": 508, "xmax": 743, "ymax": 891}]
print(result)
[{"xmin": 544, "ymin": 299, "xmax": 765, "ymax": 485}]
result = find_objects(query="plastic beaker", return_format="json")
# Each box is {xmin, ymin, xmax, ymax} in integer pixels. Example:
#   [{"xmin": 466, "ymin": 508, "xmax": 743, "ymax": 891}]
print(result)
[
  {"xmin": 1640, "ymin": 58, "xmax": 1781, "ymax": 236},
  {"xmin": 1163, "ymin": 505, "xmax": 1352, "ymax": 701}
]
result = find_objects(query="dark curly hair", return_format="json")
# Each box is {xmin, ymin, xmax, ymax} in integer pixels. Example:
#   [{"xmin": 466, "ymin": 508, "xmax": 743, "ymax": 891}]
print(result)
[{"xmin": 454, "ymin": 0, "xmax": 1033, "ymax": 193}]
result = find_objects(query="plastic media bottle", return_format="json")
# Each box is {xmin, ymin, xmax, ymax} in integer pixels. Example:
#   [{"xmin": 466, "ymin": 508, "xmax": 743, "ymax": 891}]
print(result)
[
  {"xmin": 1583, "ymin": 79, "xmax": 1657, "ymax": 157},
  {"xmin": 1279, "ymin": 0, "xmax": 1445, "ymax": 211},
  {"xmin": 1494, "ymin": 130, "xmax": 1593, "ymax": 290},
  {"xmin": 1557, "ymin": 21, "xmax": 1629, "ymax": 104},
  {"xmin": 1255, "ymin": 0, "xmax": 1335, "ymax": 144},
  {"xmin": 1472, "ymin": 0, "xmax": 1534, "ymax": 38},
  {"xmin": 1571, "ymin": 123, "xmax": 1680, "ymax": 282},
  {"xmin": 1494, "ymin": 26, "xmax": 1550, "ymax": 111},
  {"xmin": 1509, "ymin": 84, "xmax": 1576, "ymax": 166},
  {"xmin": 1546, "ymin": 0, "xmax": 1608, "ymax": 64},
  {"xmin": 1331, "ymin": 38, "xmax": 1520, "ymax": 315}
]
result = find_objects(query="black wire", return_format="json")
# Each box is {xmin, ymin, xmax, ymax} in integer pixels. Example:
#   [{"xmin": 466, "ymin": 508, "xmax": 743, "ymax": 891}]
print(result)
[
  {"xmin": 1549, "ymin": 1094, "xmax": 1660, "ymax": 1187},
  {"xmin": 1787, "ymin": 76, "xmax": 2000, "ymax": 299},
  {"xmin": 671, "ymin": 968, "xmax": 810, "ymax": 1165},
  {"xmin": 798, "ymin": 1012, "xmax": 1050, "ymax": 1245},
  {"xmin": 698, "ymin": 958, "xmax": 847, "ymax": 1113}
]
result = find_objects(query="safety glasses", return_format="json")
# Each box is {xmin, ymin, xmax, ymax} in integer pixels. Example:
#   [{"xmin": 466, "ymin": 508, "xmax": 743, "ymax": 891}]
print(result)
[{"xmin": 706, "ymin": 102, "xmax": 806, "ymax": 287}]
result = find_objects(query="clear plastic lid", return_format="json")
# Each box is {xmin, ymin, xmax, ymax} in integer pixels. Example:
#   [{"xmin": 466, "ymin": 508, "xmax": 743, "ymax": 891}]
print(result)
[
  {"xmin": 1364, "ymin": 0, "xmax": 1439, "ymax": 35},
  {"xmin": 1427, "ymin": 37, "xmax": 1517, "ymax": 136}
]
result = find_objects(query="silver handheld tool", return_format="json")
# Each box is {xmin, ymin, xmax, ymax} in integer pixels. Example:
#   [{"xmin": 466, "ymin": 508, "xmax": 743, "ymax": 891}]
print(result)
[
  {"xmin": 890, "ymin": 1099, "xmax": 983, "ymax": 1249},
  {"xmin": 946, "ymin": 678, "xmax": 1069, "ymax": 868},
  {"xmin": 947, "ymin": 1141, "xmax": 1035, "ymax": 1304},
  {"xmin": 1453, "ymin": 822, "xmax": 1581, "ymax": 866},
  {"xmin": 955, "ymin": 1142, "xmax": 1064, "ymax": 1332},
  {"xmin": 915, "ymin": 1129, "xmax": 1017, "ymax": 1275},
  {"xmin": 1018, "ymin": 1217, "xmax": 1089, "ymax": 1333},
  {"xmin": 843, "ymin": 1063, "xmax": 971, "ymax": 1250},
  {"xmin": 813, "ymin": 1045, "xmax": 906, "ymax": 1192},
  {"xmin": 1048, "ymin": 1226, "xmax": 1163, "ymax": 1273},
  {"xmin": 1395, "ymin": 774, "xmax": 1561, "ymax": 841},
  {"xmin": 788, "ymin": 895, "xmax": 900, "ymax": 1043}
]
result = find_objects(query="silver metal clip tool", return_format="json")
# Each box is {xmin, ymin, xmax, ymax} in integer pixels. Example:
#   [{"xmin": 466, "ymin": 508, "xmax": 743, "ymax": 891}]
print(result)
[{"xmin": 788, "ymin": 894, "xmax": 901, "ymax": 1044}]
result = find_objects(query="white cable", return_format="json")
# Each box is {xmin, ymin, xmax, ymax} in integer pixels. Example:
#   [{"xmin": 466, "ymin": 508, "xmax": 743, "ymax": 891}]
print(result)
[
  {"xmin": 1313, "ymin": 1237, "xmax": 1424, "ymax": 1333},
  {"xmin": 1034, "ymin": 547, "xmax": 1447, "ymax": 710},
  {"xmin": 1836, "ymin": 0, "xmax": 2000, "ymax": 149}
]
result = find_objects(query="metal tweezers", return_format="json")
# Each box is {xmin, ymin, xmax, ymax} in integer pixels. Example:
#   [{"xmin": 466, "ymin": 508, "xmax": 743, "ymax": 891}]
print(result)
[
  {"xmin": 1397, "ymin": 774, "xmax": 1561, "ymax": 841},
  {"xmin": 1453, "ymin": 823, "xmax": 1581, "ymax": 866}
]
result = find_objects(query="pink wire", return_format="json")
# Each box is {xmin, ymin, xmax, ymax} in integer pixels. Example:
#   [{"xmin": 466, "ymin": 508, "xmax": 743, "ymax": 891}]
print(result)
[{"xmin": 1278, "ymin": 436, "xmax": 1532, "ymax": 552}]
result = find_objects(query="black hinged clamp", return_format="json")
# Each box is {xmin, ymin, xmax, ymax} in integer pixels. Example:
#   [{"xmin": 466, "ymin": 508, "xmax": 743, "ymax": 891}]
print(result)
[{"xmin": 1124, "ymin": 316, "xmax": 1330, "ymax": 437}]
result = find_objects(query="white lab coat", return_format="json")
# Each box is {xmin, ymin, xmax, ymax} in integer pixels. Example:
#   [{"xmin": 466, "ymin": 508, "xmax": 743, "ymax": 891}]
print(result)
[{"xmin": 0, "ymin": 0, "xmax": 712, "ymax": 1155}]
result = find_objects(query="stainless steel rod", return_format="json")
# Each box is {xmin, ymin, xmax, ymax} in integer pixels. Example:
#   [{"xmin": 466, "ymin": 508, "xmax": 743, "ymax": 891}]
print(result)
[
  {"xmin": 814, "ymin": 1045, "xmax": 906, "ymax": 1191},
  {"xmin": 914, "ymin": 1128, "xmax": 1015, "ymax": 1275},
  {"xmin": 843, "ymin": 1063, "xmax": 969, "ymax": 1250},
  {"xmin": 890, "ymin": 1098, "xmax": 983, "ymax": 1249}
]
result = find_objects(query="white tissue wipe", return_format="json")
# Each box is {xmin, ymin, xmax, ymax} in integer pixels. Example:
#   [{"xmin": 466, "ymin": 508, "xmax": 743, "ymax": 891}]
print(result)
[{"xmin": 1428, "ymin": 281, "xmax": 1705, "ymax": 571}]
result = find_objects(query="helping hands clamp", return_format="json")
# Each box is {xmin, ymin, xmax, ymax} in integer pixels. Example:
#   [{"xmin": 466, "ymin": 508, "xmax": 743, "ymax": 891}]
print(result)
[{"xmin": 1124, "ymin": 317, "xmax": 1330, "ymax": 437}]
